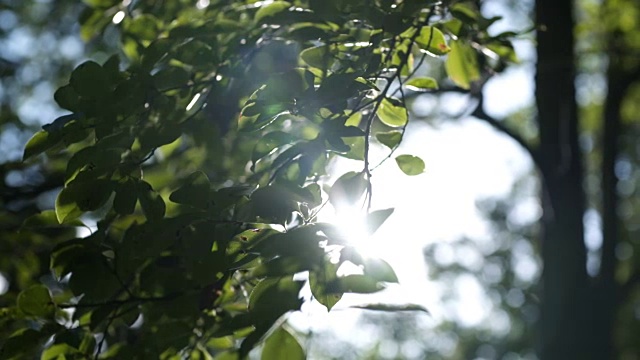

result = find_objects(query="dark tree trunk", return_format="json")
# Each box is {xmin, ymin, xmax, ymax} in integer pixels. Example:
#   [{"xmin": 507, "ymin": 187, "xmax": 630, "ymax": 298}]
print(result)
[
  {"xmin": 594, "ymin": 24, "xmax": 639, "ymax": 359},
  {"xmin": 535, "ymin": 0, "xmax": 590, "ymax": 358},
  {"xmin": 594, "ymin": 63, "xmax": 622, "ymax": 360}
]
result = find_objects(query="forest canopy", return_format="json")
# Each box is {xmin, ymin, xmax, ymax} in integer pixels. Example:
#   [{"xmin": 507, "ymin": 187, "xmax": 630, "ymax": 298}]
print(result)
[{"xmin": 1, "ymin": 0, "xmax": 535, "ymax": 359}]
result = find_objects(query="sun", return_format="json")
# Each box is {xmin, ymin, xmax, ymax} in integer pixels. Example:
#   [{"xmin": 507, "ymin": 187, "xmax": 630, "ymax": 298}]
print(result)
[{"xmin": 320, "ymin": 203, "xmax": 388, "ymax": 260}]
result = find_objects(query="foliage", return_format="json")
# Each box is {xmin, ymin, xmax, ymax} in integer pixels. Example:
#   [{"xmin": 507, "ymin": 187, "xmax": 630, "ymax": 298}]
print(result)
[{"xmin": 1, "ymin": 0, "xmax": 517, "ymax": 358}]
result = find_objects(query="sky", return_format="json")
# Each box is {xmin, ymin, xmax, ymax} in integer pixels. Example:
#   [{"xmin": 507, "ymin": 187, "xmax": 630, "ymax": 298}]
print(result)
[{"xmin": 287, "ymin": 4, "xmax": 540, "ymax": 353}]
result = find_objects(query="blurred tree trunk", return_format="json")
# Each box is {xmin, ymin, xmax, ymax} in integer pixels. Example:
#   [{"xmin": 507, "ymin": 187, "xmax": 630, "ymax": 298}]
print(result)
[
  {"xmin": 596, "ymin": 40, "xmax": 623, "ymax": 360},
  {"xmin": 535, "ymin": 0, "xmax": 591, "ymax": 358}
]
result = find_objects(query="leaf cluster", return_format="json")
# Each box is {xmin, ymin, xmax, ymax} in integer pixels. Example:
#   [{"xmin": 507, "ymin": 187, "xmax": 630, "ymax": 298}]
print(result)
[{"xmin": 4, "ymin": 0, "xmax": 517, "ymax": 358}]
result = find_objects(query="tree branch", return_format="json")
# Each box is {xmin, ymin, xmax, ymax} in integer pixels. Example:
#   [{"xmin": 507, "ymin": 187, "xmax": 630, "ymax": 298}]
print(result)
[{"xmin": 470, "ymin": 92, "xmax": 543, "ymax": 170}]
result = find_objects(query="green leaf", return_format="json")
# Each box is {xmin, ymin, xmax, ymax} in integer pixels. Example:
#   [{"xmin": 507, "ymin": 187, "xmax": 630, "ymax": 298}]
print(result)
[
  {"xmin": 410, "ymin": 26, "xmax": 450, "ymax": 55},
  {"xmin": 248, "ymin": 277, "xmax": 304, "ymax": 326},
  {"xmin": 252, "ymin": 131, "xmax": 296, "ymax": 166},
  {"xmin": 300, "ymin": 45, "xmax": 333, "ymax": 70},
  {"xmin": 350, "ymin": 303, "xmax": 429, "ymax": 313},
  {"xmin": 0, "ymin": 328, "xmax": 56, "ymax": 359},
  {"xmin": 169, "ymin": 171, "xmax": 211, "ymax": 209},
  {"xmin": 213, "ymin": 351, "xmax": 240, "ymax": 360},
  {"xmin": 68, "ymin": 256, "xmax": 120, "ymax": 302},
  {"xmin": 377, "ymin": 98, "xmax": 408, "ymax": 127},
  {"xmin": 246, "ymin": 185, "xmax": 300, "ymax": 224},
  {"xmin": 252, "ymin": 256, "xmax": 314, "ymax": 278},
  {"xmin": 41, "ymin": 344, "xmax": 82, "ymax": 360},
  {"xmin": 239, "ymin": 102, "xmax": 289, "ymax": 132},
  {"xmin": 363, "ymin": 257, "xmax": 398, "ymax": 283},
  {"xmin": 451, "ymin": 2, "xmax": 480, "ymax": 24},
  {"xmin": 23, "ymin": 130, "xmax": 59, "ymax": 161},
  {"xmin": 445, "ymin": 40, "xmax": 481, "ymax": 89},
  {"xmin": 54, "ymin": 84, "xmax": 81, "ymax": 111},
  {"xmin": 22, "ymin": 210, "xmax": 85, "ymax": 229},
  {"xmin": 137, "ymin": 180, "xmax": 166, "ymax": 221},
  {"xmin": 375, "ymin": 131, "xmax": 402, "ymax": 149},
  {"xmin": 55, "ymin": 178, "xmax": 113, "ymax": 223},
  {"xmin": 113, "ymin": 177, "xmax": 138, "ymax": 215},
  {"xmin": 70, "ymin": 61, "xmax": 110, "ymax": 98},
  {"xmin": 153, "ymin": 66, "xmax": 190, "ymax": 91},
  {"xmin": 17, "ymin": 285, "xmax": 55, "ymax": 318},
  {"xmin": 252, "ymin": 224, "xmax": 325, "ymax": 260},
  {"xmin": 365, "ymin": 208, "xmax": 394, "ymax": 235},
  {"xmin": 255, "ymin": 1, "xmax": 291, "ymax": 23},
  {"xmin": 405, "ymin": 77, "xmax": 439, "ymax": 91},
  {"xmin": 309, "ymin": 261, "xmax": 342, "ymax": 311},
  {"xmin": 395, "ymin": 154, "xmax": 425, "ymax": 176},
  {"xmin": 261, "ymin": 327, "xmax": 305, "ymax": 360},
  {"xmin": 125, "ymin": 14, "xmax": 160, "ymax": 41},
  {"xmin": 328, "ymin": 171, "xmax": 367, "ymax": 208},
  {"xmin": 328, "ymin": 274, "xmax": 385, "ymax": 294}
]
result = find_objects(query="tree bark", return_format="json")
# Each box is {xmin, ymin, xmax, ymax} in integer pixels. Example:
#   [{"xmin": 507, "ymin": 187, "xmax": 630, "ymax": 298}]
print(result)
[{"xmin": 535, "ymin": 0, "xmax": 590, "ymax": 358}]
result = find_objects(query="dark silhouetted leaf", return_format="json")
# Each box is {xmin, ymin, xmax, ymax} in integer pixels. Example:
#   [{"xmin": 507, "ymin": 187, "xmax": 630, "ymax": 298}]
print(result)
[
  {"xmin": 137, "ymin": 180, "xmax": 166, "ymax": 221},
  {"xmin": 351, "ymin": 303, "xmax": 429, "ymax": 313},
  {"xmin": 248, "ymin": 277, "xmax": 304, "ymax": 326},
  {"xmin": 113, "ymin": 177, "xmax": 138, "ymax": 215},
  {"xmin": 169, "ymin": 171, "xmax": 211, "ymax": 209}
]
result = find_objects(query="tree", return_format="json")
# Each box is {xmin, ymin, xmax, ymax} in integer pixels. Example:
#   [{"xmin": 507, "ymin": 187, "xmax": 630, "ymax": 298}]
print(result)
[
  {"xmin": 413, "ymin": 0, "xmax": 640, "ymax": 359},
  {"xmin": 0, "ymin": 1, "xmax": 519, "ymax": 359}
]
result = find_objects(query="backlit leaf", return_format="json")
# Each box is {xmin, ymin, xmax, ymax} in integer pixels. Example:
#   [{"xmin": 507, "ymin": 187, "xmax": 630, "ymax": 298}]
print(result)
[
  {"xmin": 377, "ymin": 98, "xmax": 408, "ymax": 127},
  {"xmin": 252, "ymin": 131, "xmax": 296, "ymax": 166},
  {"xmin": 300, "ymin": 45, "xmax": 333, "ymax": 69},
  {"xmin": 445, "ymin": 40, "xmax": 481, "ymax": 89},
  {"xmin": 23, "ymin": 130, "xmax": 59, "ymax": 161},
  {"xmin": 405, "ymin": 26, "xmax": 450, "ymax": 56},
  {"xmin": 328, "ymin": 171, "xmax": 367, "ymax": 208},
  {"xmin": 395, "ymin": 154, "xmax": 425, "ymax": 176},
  {"xmin": 309, "ymin": 261, "xmax": 342, "ymax": 311},
  {"xmin": 22, "ymin": 210, "xmax": 85, "ymax": 228},
  {"xmin": 405, "ymin": 77, "xmax": 439, "ymax": 91},
  {"xmin": 261, "ymin": 327, "xmax": 305, "ymax": 360},
  {"xmin": 375, "ymin": 131, "xmax": 402, "ymax": 149},
  {"xmin": 363, "ymin": 257, "xmax": 398, "ymax": 283},
  {"xmin": 328, "ymin": 274, "xmax": 385, "ymax": 294},
  {"xmin": 365, "ymin": 208, "xmax": 394, "ymax": 235},
  {"xmin": 255, "ymin": 1, "xmax": 291, "ymax": 23}
]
